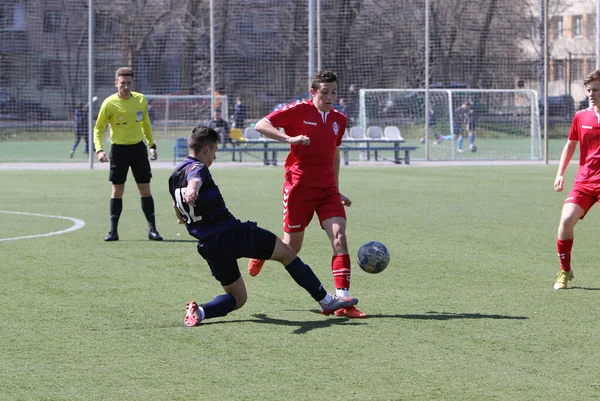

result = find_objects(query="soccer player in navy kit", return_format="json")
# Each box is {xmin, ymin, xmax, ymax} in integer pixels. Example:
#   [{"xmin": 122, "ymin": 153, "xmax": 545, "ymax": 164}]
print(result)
[
  {"xmin": 247, "ymin": 70, "xmax": 365, "ymax": 318},
  {"xmin": 94, "ymin": 67, "xmax": 162, "ymax": 242},
  {"xmin": 169, "ymin": 126, "xmax": 358, "ymax": 326}
]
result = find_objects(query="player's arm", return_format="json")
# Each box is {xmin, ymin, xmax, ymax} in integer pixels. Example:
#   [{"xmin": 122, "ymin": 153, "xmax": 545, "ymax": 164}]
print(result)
[
  {"xmin": 554, "ymin": 140, "xmax": 577, "ymax": 192},
  {"xmin": 255, "ymin": 118, "xmax": 309, "ymax": 146},
  {"xmin": 183, "ymin": 178, "xmax": 203, "ymax": 207},
  {"xmin": 94, "ymin": 101, "xmax": 109, "ymax": 162},
  {"xmin": 141, "ymin": 96, "xmax": 157, "ymax": 160}
]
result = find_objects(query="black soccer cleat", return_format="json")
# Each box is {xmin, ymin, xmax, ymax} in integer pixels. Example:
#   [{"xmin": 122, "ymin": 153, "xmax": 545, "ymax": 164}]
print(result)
[
  {"xmin": 104, "ymin": 231, "xmax": 119, "ymax": 241},
  {"xmin": 148, "ymin": 229, "xmax": 163, "ymax": 241}
]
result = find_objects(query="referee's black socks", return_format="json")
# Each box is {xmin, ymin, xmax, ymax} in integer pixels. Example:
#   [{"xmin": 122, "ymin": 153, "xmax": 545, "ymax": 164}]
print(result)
[
  {"xmin": 141, "ymin": 196, "xmax": 157, "ymax": 230},
  {"xmin": 109, "ymin": 198, "xmax": 123, "ymax": 233}
]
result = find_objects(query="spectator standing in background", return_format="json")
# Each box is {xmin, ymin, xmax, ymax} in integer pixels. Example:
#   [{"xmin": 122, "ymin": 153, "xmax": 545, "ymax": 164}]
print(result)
[
  {"xmin": 454, "ymin": 100, "xmax": 476, "ymax": 152},
  {"xmin": 70, "ymin": 102, "xmax": 89, "ymax": 158},
  {"xmin": 345, "ymin": 84, "xmax": 359, "ymax": 124},
  {"xmin": 233, "ymin": 97, "xmax": 246, "ymax": 130},
  {"xmin": 70, "ymin": 96, "xmax": 98, "ymax": 158}
]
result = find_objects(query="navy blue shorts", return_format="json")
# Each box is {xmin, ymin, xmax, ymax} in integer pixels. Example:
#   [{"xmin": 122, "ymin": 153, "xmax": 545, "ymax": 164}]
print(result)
[
  {"xmin": 109, "ymin": 141, "xmax": 152, "ymax": 185},
  {"xmin": 196, "ymin": 221, "xmax": 276, "ymax": 286}
]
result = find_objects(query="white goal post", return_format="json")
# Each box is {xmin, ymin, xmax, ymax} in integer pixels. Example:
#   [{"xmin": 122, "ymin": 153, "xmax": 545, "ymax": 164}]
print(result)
[
  {"xmin": 145, "ymin": 94, "xmax": 229, "ymax": 139},
  {"xmin": 358, "ymin": 89, "xmax": 542, "ymax": 160}
]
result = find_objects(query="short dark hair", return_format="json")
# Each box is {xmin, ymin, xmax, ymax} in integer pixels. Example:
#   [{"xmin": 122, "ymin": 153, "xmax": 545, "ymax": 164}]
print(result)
[
  {"xmin": 188, "ymin": 125, "xmax": 219, "ymax": 153},
  {"xmin": 584, "ymin": 69, "xmax": 600, "ymax": 86},
  {"xmin": 115, "ymin": 67, "xmax": 134, "ymax": 80},
  {"xmin": 311, "ymin": 70, "xmax": 338, "ymax": 91}
]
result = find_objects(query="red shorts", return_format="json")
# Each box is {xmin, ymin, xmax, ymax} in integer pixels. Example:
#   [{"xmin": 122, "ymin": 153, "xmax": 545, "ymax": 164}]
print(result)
[
  {"xmin": 565, "ymin": 184, "xmax": 600, "ymax": 218},
  {"xmin": 282, "ymin": 182, "xmax": 346, "ymax": 232}
]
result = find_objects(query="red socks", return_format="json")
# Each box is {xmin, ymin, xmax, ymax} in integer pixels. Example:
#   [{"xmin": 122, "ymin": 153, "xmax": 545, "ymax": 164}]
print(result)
[
  {"xmin": 331, "ymin": 254, "xmax": 351, "ymax": 290},
  {"xmin": 557, "ymin": 238, "xmax": 573, "ymax": 272}
]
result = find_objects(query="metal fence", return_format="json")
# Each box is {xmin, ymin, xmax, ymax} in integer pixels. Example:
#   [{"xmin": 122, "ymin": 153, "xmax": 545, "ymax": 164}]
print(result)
[{"xmin": 0, "ymin": 0, "xmax": 596, "ymax": 161}]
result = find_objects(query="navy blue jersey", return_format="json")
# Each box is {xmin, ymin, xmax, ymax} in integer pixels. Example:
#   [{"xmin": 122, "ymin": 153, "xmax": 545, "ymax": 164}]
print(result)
[{"xmin": 169, "ymin": 157, "xmax": 238, "ymax": 239}]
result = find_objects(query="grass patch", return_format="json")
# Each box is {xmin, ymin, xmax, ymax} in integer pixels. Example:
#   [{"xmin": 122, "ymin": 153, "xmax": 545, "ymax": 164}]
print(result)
[{"xmin": 1, "ymin": 165, "xmax": 599, "ymax": 400}]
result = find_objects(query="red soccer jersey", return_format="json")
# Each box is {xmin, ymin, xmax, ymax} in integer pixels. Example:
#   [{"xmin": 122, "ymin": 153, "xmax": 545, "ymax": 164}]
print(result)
[
  {"xmin": 568, "ymin": 107, "xmax": 600, "ymax": 187},
  {"xmin": 265, "ymin": 100, "xmax": 347, "ymax": 187}
]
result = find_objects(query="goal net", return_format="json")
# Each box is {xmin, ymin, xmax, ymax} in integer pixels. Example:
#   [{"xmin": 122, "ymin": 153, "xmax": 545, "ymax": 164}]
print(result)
[
  {"xmin": 145, "ymin": 95, "xmax": 228, "ymax": 140},
  {"xmin": 359, "ymin": 89, "xmax": 542, "ymax": 161}
]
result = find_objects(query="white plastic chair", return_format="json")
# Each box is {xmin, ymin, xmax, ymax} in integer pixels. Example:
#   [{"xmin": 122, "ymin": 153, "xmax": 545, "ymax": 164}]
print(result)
[
  {"xmin": 383, "ymin": 126, "xmax": 404, "ymax": 141},
  {"xmin": 366, "ymin": 126, "xmax": 384, "ymax": 140},
  {"xmin": 348, "ymin": 126, "xmax": 366, "ymax": 140},
  {"xmin": 243, "ymin": 126, "xmax": 263, "ymax": 141}
]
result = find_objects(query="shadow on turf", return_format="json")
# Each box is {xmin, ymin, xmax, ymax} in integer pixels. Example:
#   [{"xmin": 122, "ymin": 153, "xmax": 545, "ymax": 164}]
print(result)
[
  {"xmin": 190, "ymin": 311, "xmax": 527, "ymax": 333},
  {"xmin": 199, "ymin": 311, "xmax": 365, "ymax": 334},
  {"xmin": 393, "ymin": 311, "xmax": 529, "ymax": 320},
  {"xmin": 564, "ymin": 286, "xmax": 600, "ymax": 291}
]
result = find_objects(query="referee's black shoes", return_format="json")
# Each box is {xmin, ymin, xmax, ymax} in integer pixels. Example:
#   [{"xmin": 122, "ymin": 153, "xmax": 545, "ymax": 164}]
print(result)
[
  {"xmin": 148, "ymin": 229, "xmax": 163, "ymax": 241},
  {"xmin": 104, "ymin": 231, "xmax": 119, "ymax": 241}
]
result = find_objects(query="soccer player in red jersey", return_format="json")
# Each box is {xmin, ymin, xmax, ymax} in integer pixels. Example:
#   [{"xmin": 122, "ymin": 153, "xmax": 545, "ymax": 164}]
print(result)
[
  {"xmin": 247, "ymin": 70, "xmax": 365, "ymax": 318},
  {"xmin": 553, "ymin": 69, "xmax": 600, "ymax": 289}
]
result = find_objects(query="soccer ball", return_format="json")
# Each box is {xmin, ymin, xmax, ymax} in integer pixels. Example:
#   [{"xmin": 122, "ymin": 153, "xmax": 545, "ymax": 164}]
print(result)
[
  {"xmin": 470, "ymin": 144, "xmax": 478, "ymax": 152},
  {"xmin": 357, "ymin": 241, "xmax": 390, "ymax": 274}
]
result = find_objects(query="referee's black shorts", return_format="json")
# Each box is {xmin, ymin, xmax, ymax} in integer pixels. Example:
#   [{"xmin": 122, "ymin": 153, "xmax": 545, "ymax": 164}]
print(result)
[{"xmin": 108, "ymin": 141, "xmax": 152, "ymax": 185}]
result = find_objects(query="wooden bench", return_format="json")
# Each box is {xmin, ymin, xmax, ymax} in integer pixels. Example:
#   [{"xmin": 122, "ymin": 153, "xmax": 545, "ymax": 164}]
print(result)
[{"xmin": 174, "ymin": 137, "xmax": 419, "ymax": 165}]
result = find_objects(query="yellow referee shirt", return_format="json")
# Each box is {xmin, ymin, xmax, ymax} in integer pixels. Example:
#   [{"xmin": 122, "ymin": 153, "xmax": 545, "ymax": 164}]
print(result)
[{"xmin": 93, "ymin": 92, "xmax": 155, "ymax": 152}]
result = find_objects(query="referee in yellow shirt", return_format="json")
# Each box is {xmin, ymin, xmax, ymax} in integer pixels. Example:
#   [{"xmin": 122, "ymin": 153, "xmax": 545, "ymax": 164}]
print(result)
[{"xmin": 94, "ymin": 67, "xmax": 162, "ymax": 242}]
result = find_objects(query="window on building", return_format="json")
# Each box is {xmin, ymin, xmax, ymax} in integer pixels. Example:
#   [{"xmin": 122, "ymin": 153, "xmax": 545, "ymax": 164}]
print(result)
[
  {"xmin": 587, "ymin": 15, "xmax": 596, "ymax": 38},
  {"xmin": 41, "ymin": 61, "xmax": 63, "ymax": 87},
  {"xmin": 1, "ymin": 3, "xmax": 25, "ymax": 31},
  {"xmin": 552, "ymin": 17, "xmax": 563, "ymax": 39},
  {"xmin": 573, "ymin": 15, "xmax": 583, "ymax": 38},
  {"xmin": 0, "ymin": 58, "xmax": 13, "ymax": 87},
  {"xmin": 95, "ymin": 12, "xmax": 114, "ymax": 37},
  {"xmin": 520, "ymin": 18, "xmax": 538, "ymax": 39},
  {"xmin": 43, "ymin": 10, "xmax": 62, "ymax": 34},
  {"xmin": 553, "ymin": 60, "xmax": 564, "ymax": 81},
  {"xmin": 0, "ymin": 4, "xmax": 14, "ymax": 30},
  {"xmin": 571, "ymin": 59, "xmax": 583, "ymax": 81}
]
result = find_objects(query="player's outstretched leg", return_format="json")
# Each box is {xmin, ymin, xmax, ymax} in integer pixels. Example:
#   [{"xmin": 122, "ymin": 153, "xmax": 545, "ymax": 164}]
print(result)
[
  {"xmin": 184, "ymin": 293, "xmax": 237, "ymax": 326},
  {"xmin": 283, "ymin": 256, "xmax": 358, "ymax": 314}
]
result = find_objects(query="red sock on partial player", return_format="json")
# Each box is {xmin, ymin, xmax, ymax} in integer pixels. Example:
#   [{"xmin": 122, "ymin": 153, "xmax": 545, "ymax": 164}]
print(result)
[
  {"xmin": 557, "ymin": 238, "xmax": 573, "ymax": 272},
  {"xmin": 332, "ymin": 254, "xmax": 351, "ymax": 296}
]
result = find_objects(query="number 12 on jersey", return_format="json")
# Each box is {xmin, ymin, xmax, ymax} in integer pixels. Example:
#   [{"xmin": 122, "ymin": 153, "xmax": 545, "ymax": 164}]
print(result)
[{"xmin": 174, "ymin": 188, "xmax": 202, "ymax": 223}]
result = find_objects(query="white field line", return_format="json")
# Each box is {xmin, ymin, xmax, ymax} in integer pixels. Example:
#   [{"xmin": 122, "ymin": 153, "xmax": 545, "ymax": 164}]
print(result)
[{"xmin": 0, "ymin": 211, "xmax": 85, "ymax": 242}]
